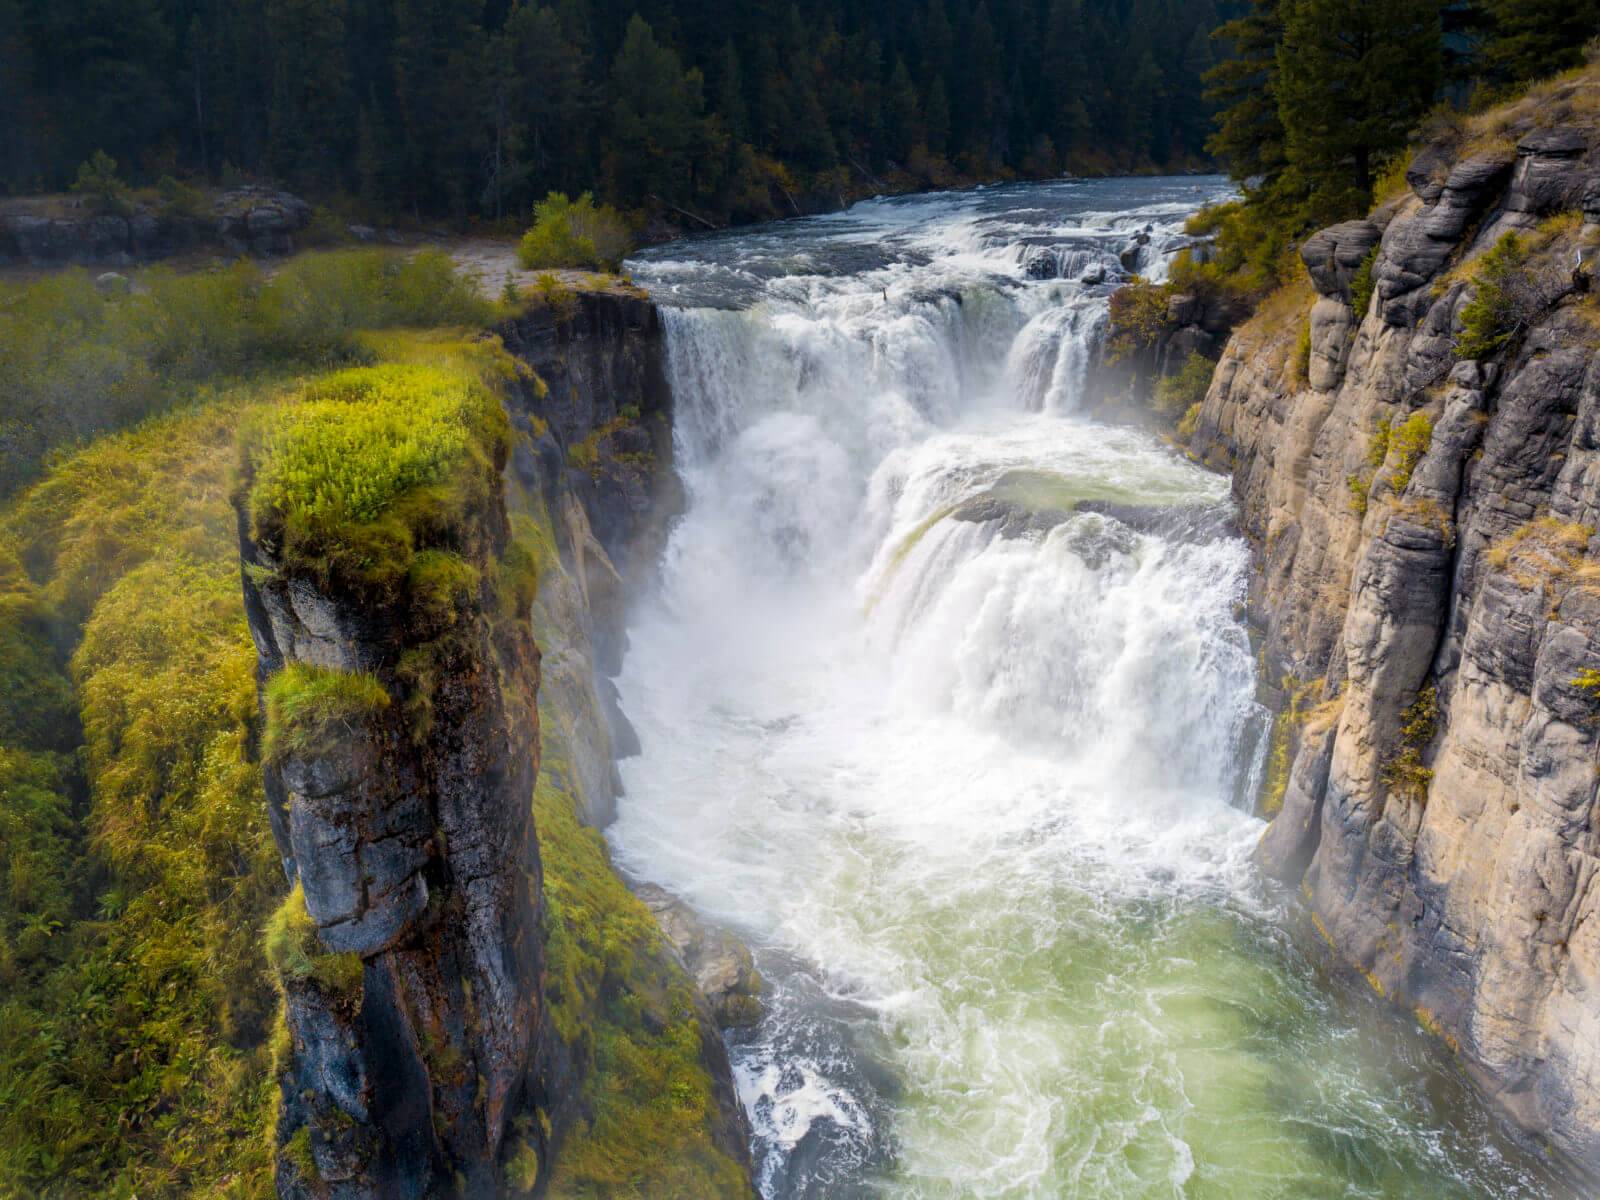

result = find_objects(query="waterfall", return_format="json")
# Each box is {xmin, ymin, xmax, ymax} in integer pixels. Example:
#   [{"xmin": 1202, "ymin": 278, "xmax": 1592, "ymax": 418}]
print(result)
[{"xmin": 608, "ymin": 180, "xmax": 1565, "ymax": 1200}]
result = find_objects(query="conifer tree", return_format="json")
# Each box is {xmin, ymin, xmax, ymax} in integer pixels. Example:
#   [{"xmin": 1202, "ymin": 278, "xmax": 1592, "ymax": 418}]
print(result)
[
  {"xmin": 1277, "ymin": 0, "xmax": 1442, "ymax": 224},
  {"xmin": 1478, "ymin": 0, "xmax": 1600, "ymax": 84},
  {"xmin": 1204, "ymin": 0, "xmax": 1286, "ymax": 186}
]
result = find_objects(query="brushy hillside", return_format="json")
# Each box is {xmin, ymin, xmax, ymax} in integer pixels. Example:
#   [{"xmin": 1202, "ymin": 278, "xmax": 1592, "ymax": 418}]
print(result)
[{"xmin": 0, "ymin": 251, "xmax": 745, "ymax": 1196}]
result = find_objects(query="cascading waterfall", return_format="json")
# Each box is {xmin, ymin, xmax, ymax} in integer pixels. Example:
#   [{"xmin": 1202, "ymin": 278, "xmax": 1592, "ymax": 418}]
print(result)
[{"xmin": 610, "ymin": 180, "xmax": 1567, "ymax": 1199}]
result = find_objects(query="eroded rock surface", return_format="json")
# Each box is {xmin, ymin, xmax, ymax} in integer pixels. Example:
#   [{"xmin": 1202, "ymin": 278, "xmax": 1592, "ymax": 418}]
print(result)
[{"xmin": 1188, "ymin": 101, "xmax": 1600, "ymax": 1177}]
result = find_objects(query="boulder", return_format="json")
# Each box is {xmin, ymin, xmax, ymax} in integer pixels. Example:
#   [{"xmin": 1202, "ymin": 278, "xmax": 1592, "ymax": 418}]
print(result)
[
  {"xmin": 1301, "ymin": 220, "xmax": 1383, "ymax": 300},
  {"xmin": 635, "ymin": 884, "xmax": 764, "ymax": 1028},
  {"xmin": 1508, "ymin": 127, "xmax": 1592, "ymax": 215}
]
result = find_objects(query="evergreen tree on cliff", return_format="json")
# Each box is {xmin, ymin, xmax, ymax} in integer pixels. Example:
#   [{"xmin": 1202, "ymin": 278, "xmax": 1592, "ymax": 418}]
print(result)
[{"xmin": 1276, "ymin": 0, "xmax": 1442, "ymax": 224}]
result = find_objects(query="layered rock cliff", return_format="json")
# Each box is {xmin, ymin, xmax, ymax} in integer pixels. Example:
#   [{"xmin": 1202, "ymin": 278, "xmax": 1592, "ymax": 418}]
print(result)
[
  {"xmin": 1187, "ymin": 79, "xmax": 1600, "ymax": 1177},
  {"xmin": 236, "ymin": 298, "xmax": 752, "ymax": 1196}
]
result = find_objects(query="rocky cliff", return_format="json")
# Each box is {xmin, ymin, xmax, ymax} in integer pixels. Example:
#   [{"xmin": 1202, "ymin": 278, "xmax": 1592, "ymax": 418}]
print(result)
[
  {"xmin": 0, "ymin": 186, "xmax": 317, "ymax": 266},
  {"xmin": 1187, "ymin": 76, "xmax": 1600, "ymax": 1178},
  {"xmin": 236, "ymin": 298, "xmax": 752, "ymax": 1196}
]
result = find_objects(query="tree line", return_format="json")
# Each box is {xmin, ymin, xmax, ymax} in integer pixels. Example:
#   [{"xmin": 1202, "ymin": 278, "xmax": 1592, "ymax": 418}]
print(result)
[
  {"xmin": 1208, "ymin": 0, "xmax": 1600, "ymax": 248},
  {"xmin": 0, "ymin": 0, "xmax": 1244, "ymax": 223}
]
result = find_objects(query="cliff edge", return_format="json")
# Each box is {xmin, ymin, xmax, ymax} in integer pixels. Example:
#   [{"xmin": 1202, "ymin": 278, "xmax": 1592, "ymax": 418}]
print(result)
[{"xmin": 1189, "ymin": 69, "xmax": 1600, "ymax": 1176}]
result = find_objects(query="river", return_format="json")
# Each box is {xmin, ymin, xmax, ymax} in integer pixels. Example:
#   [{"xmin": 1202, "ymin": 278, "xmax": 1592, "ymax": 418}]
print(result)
[{"xmin": 612, "ymin": 178, "xmax": 1567, "ymax": 1199}]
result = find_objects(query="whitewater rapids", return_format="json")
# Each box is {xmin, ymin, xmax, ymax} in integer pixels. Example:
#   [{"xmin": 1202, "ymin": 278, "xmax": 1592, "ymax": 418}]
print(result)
[{"xmin": 611, "ymin": 179, "xmax": 1567, "ymax": 1199}]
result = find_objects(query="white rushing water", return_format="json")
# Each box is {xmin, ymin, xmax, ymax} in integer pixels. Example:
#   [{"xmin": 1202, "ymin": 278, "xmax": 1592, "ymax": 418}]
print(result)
[{"xmin": 612, "ymin": 179, "xmax": 1568, "ymax": 1199}]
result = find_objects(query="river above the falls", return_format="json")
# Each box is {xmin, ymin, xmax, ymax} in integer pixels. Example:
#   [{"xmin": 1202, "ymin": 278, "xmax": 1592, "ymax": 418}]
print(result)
[{"xmin": 611, "ymin": 178, "xmax": 1570, "ymax": 1199}]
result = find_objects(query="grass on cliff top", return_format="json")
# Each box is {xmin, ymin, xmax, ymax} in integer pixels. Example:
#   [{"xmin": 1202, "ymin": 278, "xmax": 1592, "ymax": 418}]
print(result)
[
  {"xmin": 0, "ymin": 311, "xmax": 508, "ymax": 1196},
  {"xmin": 0, "ymin": 248, "xmax": 491, "ymax": 501},
  {"xmin": 243, "ymin": 358, "xmax": 513, "ymax": 598}
]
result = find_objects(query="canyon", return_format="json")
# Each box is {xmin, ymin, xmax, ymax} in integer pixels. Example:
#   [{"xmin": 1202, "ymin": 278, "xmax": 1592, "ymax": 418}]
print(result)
[{"xmin": 251, "ymin": 131, "xmax": 1600, "ymax": 1192}]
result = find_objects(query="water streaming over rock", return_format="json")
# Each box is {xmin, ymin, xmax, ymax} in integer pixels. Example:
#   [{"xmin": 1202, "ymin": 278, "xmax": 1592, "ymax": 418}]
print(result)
[{"xmin": 610, "ymin": 180, "xmax": 1570, "ymax": 1199}]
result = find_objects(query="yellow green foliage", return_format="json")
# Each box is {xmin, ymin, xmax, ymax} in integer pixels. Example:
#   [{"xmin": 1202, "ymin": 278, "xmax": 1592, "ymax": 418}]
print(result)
[
  {"xmin": 504, "ymin": 1138, "xmax": 541, "ymax": 1192},
  {"xmin": 1176, "ymin": 402, "xmax": 1202, "ymax": 443},
  {"xmin": 1180, "ymin": 199, "xmax": 1301, "ymax": 296},
  {"xmin": 535, "ymin": 775, "xmax": 749, "ymax": 1200},
  {"xmin": 535, "ymin": 273, "xmax": 582, "ymax": 324},
  {"xmin": 1260, "ymin": 677, "xmax": 1323, "ymax": 818},
  {"xmin": 518, "ymin": 192, "xmax": 634, "ymax": 272},
  {"xmin": 1350, "ymin": 245, "xmax": 1380, "ymax": 317},
  {"xmin": 263, "ymin": 663, "xmax": 391, "ymax": 762},
  {"xmin": 1347, "ymin": 473, "xmax": 1371, "ymax": 517},
  {"xmin": 0, "ymin": 321, "xmax": 492, "ymax": 1196},
  {"xmin": 263, "ymin": 884, "xmax": 364, "ymax": 998},
  {"xmin": 1386, "ymin": 411, "xmax": 1433, "ymax": 493},
  {"xmin": 1290, "ymin": 319, "xmax": 1312, "ymax": 385},
  {"xmin": 1383, "ymin": 685, "xmax": 1439, "ymax": 803},
  {"xmin": 1153, "ymin": 354, "xmax": 1215, "ymax": 419},
  {"xmin": 244, "ymin": 362, "xmax": 511, "ymax": 597},
  {"xmin": 0, "ymin": 249, "xmax": 489, "ymax": 498},
  {"xmin": 1105, "ymin": 279, "xmax": 1169, "ymax": 363}
]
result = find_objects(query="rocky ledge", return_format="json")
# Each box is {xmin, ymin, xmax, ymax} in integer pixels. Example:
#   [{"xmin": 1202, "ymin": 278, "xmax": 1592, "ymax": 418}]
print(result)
[
  {"xmin": 1187, "ymin": 80, "xmax": 1600, "ymax": 1178},
  {"xmin": 0, "ymin": 185, "xmax": 314, "ymax": 266}
]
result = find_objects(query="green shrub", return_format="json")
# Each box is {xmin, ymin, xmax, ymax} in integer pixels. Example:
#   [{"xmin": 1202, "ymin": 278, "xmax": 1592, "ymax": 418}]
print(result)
[
  {"xmin": 1387, "ymin": 411, "xmax": 1434, "ymax": 492},
  {"xmin": 69, "ymin": 150, "xmax": 130, "ymax": 214},
  {"xmin": 263, "ymin": 883, "xmax": 364, "ymax": 997},
  {"xmin": 262, "ymin": 663, "xmax": 390, "ymax": 761},
  {"xmin": 533, "ymin": 272, "xmax": 579, "ymax": 324},
  {"xmin": 1106, "ymin": 279, "xmax": 1170, "ymax": 363},
  {"xmin": 1178, "ymin": 198, "xmax": 1300, "ymax": 297},
  {"xmin": 1383, "ymin": 684, "xmax": 1438, "ymax": 802},
  {"xmin": 1347, "ymin": 473, "xmax": 1371, "ymax": 517},
  {"xmin": 1291, "ymin": 319, "xmax": 1312, "ymax": 385},
  {"xmin": 1455, "ymin": 232, "xmax": 1564, "ymax": 360},
  {"xmin": 156, "ymin": 174, "xmax": 205, "ymax": 218},
  {"xmin": 1154, "ymin": 353, "xmax": 1215, "ymax": 418},
  {"xmin": 1349, "ymin": 245, "xmax": 1380, "ymax": 317},
  {"xmin": 1176, "ymin": 402, "xmax": 1202, "ymax": 442},
  {"xmin": 504, "ymin": 1138, "xmax": 540, "ymax": 1192},
  {"xmin": 517, "ymin": 192, "xmax": 634, "ymax": 272}
]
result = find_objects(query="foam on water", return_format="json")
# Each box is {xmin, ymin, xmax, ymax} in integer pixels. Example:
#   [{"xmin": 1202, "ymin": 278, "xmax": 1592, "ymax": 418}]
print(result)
[{"xmin": 609, "ymin": 180, "xmax": 1571, "ymax": 1198}]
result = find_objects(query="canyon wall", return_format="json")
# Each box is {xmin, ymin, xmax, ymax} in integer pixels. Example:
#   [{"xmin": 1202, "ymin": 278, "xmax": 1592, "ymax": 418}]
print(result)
[
  {"xmin": 237, "ymin": 293, "xmax": 751, "ymax": 1197},
  {"xmin": 1188, "ymin": 87, "xmax": 1600, "ymax": 1176}
]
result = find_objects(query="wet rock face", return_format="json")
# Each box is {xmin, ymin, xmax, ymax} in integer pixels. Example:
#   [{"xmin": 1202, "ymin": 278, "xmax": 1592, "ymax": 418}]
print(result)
[
  {"xmin": 498, "ymin": 293, "xmax": 679, "ymax": 589},
  {"xmin": 238, "ymin": 490, "xmax": 547, "ymax": 1198},
  {"xmin": 635, "ymin": 884, "xmax": 765, "ymax": 1029},
  {"xmin": 1188, "ymin": 116, "xmax": 1600, "ymax": 1178}
]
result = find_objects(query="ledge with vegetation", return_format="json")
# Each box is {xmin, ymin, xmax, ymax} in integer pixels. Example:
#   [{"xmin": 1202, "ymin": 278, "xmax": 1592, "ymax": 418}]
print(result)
[{"xmin": 0, "ymin": 246, "xmax": 746, "ymax": 1197}]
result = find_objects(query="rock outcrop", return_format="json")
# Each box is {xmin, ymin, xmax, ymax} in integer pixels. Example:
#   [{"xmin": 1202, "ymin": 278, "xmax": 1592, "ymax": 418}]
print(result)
[
  {"xmin": 238, "ymin": 378, "xmax": 549, "ymax": 1196},
  {"xmin": 1187, "ymin": 85, "xmax": 1600, "ymax": 1178},
  {"xmin": 235, "ymin": 295, "xmax": 754, "ymax": 1197},
  {"xmin": 636, "ymin": 884, "xmax": 765, "ymax": 1029},
  {"xmin": 0, "ymin": 186, "xmax": 313, "ymax": 266}
]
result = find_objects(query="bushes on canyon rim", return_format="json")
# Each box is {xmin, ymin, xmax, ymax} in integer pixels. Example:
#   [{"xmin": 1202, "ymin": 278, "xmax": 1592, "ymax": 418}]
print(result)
[
  {"xmin": 0, "ymin": 249, "xmax": 489, "ymax": 501},
  {"xmin": 518, "ymin": 192, "xmax": 634, "ymax": 272}
]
